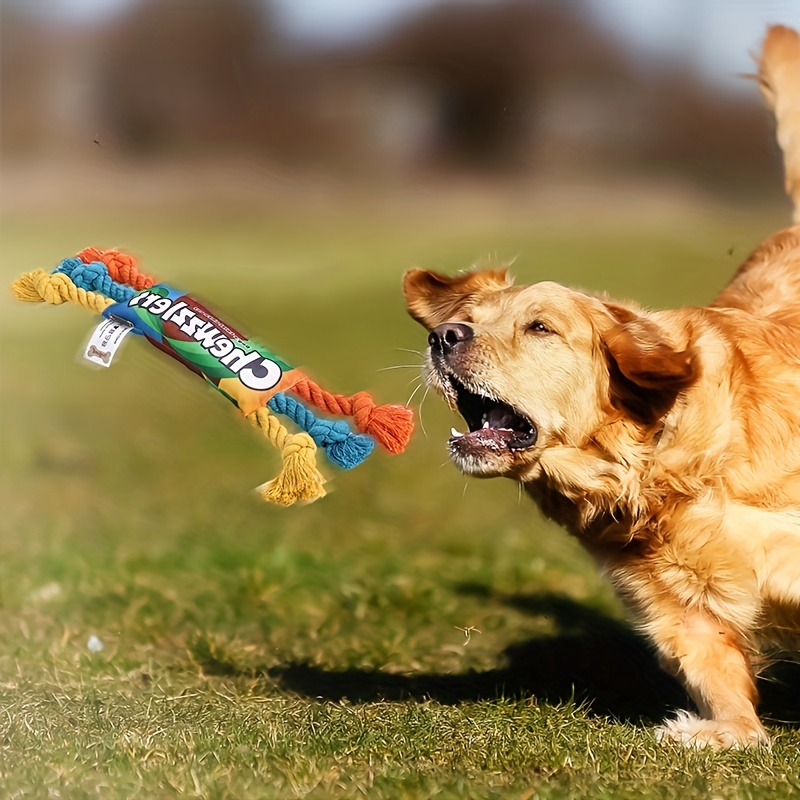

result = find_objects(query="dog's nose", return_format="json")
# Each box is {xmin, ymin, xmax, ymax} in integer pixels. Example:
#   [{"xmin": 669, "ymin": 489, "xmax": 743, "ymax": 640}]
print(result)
[{"xmin": 428, "ymin": 322, "xmax": 474, "ymax": 353}]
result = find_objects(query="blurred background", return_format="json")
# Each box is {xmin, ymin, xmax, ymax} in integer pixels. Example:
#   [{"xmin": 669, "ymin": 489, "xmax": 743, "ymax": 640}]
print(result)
[
  {"xmin": 4, "ymin": 1, "xmax": 800, "ymax": 692},
  {"xmin": 4, "ymin": 0, "xmax": 800, "ymax": 210}
]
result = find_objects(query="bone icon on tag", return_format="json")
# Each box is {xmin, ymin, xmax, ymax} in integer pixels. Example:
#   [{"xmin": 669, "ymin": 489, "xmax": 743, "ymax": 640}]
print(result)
[{"xmin": 87, "ymin": 345, "xmax": 111, "ymax": 363}]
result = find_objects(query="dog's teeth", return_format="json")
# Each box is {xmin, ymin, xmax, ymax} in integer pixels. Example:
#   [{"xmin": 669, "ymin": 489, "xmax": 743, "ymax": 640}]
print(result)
[
  {"xmin": 482, "ymin": 420, "xmax": 490, "ymax": 429},
  {"xmin": 450, "ymin": 427, "xmax": 463, "ymax": 438}
]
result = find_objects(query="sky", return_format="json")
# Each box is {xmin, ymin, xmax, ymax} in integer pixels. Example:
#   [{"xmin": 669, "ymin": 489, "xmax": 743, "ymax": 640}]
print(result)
[{"xmin": 12, "ymin": 0, "xmax": 800, "ymax": 93}]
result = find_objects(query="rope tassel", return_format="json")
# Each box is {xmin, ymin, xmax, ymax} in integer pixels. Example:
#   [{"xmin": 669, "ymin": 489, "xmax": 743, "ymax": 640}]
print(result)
[
  {"xmin": 247, "ymin": 408, "xmax": 326, "ymax": 505},
  {"xmin": 10, "ymin": 247, "xmax": 414, "ymax": 507}
]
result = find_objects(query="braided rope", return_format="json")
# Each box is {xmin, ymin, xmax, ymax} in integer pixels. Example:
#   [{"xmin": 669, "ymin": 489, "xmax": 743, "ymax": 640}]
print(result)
[
  {"xmin": 289, "ymin": 374, "xmax": 413, "ymax": 454},
  {"xmin": 55, "ymin": 258, "xmax": 135, "ymax": 303},
  {"xmin": 77, "ymin": 247, "xmax": 156, "ymax": 290},
  {"xmin": 11, "ymin": 270, "xmax": 114, "ymax": 313},
  {"xmin": 267, "ymin": 392, "xmax": 375, "ymax": 469}
]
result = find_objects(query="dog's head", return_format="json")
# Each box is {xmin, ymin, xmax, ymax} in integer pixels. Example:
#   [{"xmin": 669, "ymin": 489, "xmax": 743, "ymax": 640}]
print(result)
[{"xmin": 404, "ymin": 267, "xmax": 698, "ymax": 482}]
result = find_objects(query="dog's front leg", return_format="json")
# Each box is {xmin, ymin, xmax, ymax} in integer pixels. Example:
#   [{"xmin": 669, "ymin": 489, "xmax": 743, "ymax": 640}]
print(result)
[{"xmin": 650, "ymin": 610, "xmax": 768, "ymax": 749}]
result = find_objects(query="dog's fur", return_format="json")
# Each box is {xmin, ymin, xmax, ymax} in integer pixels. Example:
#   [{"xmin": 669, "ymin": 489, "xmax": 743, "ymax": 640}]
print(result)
[{"xmin": 403, "ymin": 26, "xmax": 800, "ymax": 749}]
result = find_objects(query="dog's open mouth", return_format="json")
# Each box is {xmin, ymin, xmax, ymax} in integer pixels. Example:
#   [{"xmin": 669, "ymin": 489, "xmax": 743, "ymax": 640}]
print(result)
[{"xmin": 447, "ymin": 375, "xmax": 538, "ymax": 452}]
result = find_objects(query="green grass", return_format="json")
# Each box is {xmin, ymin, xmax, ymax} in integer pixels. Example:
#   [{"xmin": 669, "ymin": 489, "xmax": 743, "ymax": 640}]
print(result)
[{"xmin": 1, "ymin": 201, "xmax": 798, "ymax": 799}]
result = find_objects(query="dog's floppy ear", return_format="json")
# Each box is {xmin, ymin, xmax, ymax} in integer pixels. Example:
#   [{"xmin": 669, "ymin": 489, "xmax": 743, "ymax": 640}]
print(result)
[
  {"xmin": 601, "ymin": 304, "xmax": 698, "ymax": 420},
  {"xmin": 403, "ymin": 268, "xmax": 513, "ymax": 330}
]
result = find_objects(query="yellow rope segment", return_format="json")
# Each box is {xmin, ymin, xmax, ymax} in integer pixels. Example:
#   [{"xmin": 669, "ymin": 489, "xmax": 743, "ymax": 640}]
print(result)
[
  {"xmin": 11, "ymin": 270, "xmax": 114, "ymax": 313},
  {"xmin": 247, "ymin": 408, "xmax": 326, "ymax": 505}
]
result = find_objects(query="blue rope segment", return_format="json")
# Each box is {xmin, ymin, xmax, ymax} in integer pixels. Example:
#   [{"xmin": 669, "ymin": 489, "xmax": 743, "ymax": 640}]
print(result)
[
  {"xmin": 55, "ymin": 258, "xmax": 135, "ymax": 303},
  {"xmin": 268, "ymin": 392, "xmax": 375, "ymax": 469}
]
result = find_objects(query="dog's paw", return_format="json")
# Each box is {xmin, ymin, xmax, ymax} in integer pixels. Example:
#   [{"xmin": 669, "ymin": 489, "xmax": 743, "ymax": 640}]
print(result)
[{"xmin": 655, "ymin": 711, "xmax": 769, "ymax": 750}]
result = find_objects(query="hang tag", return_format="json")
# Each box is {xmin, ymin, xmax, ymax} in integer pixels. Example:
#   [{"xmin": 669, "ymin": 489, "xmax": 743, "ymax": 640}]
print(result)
[{"xmin": 83, "ymin": 316, "xmax": 133, "ymax": 368}]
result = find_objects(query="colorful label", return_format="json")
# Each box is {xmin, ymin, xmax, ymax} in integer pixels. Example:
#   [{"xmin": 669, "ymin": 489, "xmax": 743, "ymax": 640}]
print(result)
[{"xmin": 104, "ymin": 284, "xmax": 298, "ymax": 415}]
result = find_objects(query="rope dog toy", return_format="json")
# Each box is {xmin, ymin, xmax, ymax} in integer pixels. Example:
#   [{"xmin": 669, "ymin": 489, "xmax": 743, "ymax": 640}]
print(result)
[{"xmin": 11, "ymin": 248, "xmax": 414, "ymax": 506}]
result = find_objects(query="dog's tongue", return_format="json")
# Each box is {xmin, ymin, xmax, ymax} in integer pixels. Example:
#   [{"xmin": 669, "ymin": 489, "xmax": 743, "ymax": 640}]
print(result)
[
  {"xmin": 469, "ymin": 426, "xmax": 517, "ymax": 451},
  {"xmin": 451, "ymin": 421, "xmax": 537, "ymax": 452}
]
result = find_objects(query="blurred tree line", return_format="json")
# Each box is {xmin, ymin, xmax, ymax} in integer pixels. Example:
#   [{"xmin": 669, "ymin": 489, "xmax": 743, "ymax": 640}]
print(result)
[{"xmin": 1, "ymin": 0, "xmax": 781, "ymax": 189}]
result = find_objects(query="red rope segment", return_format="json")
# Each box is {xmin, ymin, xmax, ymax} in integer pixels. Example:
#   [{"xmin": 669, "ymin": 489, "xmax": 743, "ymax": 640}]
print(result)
[
  {"xmin": 77, "ymin": 247, "xmax": 156, "ymax": 290},
  {"xmin": 289, "ymin": 374, "xmax": 413, "ymax": 454}
]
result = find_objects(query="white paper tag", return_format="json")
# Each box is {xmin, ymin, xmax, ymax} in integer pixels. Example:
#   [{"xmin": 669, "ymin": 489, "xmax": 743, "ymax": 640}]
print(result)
[{"xmin": 83, "ymin": 316, "xmax": 133, "ymax": 368}]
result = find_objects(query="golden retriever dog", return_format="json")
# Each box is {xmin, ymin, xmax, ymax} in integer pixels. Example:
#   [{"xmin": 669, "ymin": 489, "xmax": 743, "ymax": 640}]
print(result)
[{"xmin": 403, "ymin": 26, "xmax": 800, "ymax": 749}]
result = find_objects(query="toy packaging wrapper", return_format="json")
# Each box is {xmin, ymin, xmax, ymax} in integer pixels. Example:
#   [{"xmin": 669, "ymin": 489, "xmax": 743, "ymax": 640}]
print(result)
[{"xmin": 11, "ymin": 247, "xmax": 414, "ymax": 506}]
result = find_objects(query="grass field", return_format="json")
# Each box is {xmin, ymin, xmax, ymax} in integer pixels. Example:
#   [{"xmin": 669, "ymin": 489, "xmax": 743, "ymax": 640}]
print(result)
[{"xmin": 2, "ymin": 197, "xmax": 799, "ymax": 799}]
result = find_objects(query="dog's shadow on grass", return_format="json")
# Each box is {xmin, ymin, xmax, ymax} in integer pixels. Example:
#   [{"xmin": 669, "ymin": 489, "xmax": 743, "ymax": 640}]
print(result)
[
  {"xmin": 266, "ymin": 587, "xmax": 683, "ymax": 724},
  {"xmin": 262, "ymin": 586, "xmax": 800, "ymax": 726}
]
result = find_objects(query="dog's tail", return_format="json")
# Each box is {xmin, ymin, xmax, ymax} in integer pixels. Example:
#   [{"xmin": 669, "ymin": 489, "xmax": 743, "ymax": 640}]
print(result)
[{"xmin": 760, "ymin": 25, "xmax": 800, "ymax": 221}]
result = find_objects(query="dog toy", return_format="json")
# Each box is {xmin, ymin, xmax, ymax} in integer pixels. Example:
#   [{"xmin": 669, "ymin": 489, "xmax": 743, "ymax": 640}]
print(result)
[{"xmin": 11, "ymin": 248, "xmax": 414, "ymax": 506}]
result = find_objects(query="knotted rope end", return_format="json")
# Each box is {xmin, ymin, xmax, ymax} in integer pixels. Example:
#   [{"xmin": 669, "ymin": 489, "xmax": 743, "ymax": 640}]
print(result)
[
  {"xmin": 326, "ymin": 432, "xmax": 375, "ymax": 469},
  {"xmin": 255, "ymin": 431, "xmax": 326, "ymax": 506},
  {"xmin": 362, "ymin": 403, "xmax": 415, "ymax": 454},
  {"xmin": 11, "ymin": 270, "xmax": 51, "ymax": 303}
]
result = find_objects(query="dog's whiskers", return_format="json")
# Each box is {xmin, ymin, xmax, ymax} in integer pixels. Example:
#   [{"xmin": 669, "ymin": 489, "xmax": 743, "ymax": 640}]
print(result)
[
  {"xmin": 418, "ymin": 385, "xmax": 431, "ymax": 438},
  {"xmin": 406, "ymin": 381, "xmax": 424, "ymax": 408}
]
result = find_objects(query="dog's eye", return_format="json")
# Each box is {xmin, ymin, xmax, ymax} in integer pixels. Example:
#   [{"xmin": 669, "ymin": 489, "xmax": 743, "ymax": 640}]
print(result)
[{"xmin": 527, "ymin": 321, "xmax": 552, "ymax": 335}]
